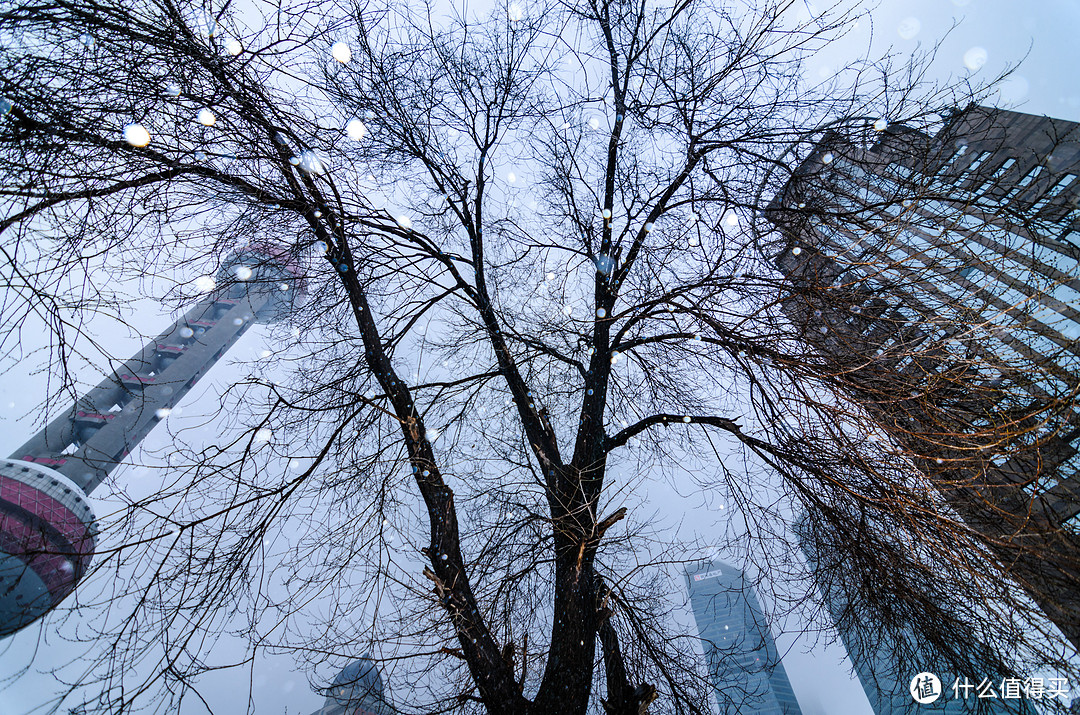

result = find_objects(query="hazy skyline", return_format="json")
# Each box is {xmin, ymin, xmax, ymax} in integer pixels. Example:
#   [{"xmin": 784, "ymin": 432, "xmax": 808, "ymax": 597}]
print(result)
[{"xmin": 1, "ymin": 0, "xmax": 1078, "ymax": 713}]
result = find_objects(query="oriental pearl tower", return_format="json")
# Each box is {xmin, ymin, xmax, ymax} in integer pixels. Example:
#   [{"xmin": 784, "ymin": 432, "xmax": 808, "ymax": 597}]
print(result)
[{"xmin": 0, "ymin": 245, "xmax": 304, "ymax": 636}]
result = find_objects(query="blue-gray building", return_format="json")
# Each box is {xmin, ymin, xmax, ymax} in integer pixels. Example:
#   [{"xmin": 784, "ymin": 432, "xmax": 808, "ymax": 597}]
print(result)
[
  {"xmin": 794, "ymin": 515, "xmax": 1036, "ymax": 714},
  {"xmin": 685, "ymin": 559, "xmax": 803, "ymax": 714},
  {"xmin": 310, "ymin": 656, "xmax": 393, "ymax": 715}
]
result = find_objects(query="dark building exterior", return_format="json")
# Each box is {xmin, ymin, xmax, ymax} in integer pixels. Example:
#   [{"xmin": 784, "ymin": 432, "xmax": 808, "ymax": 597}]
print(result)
[
  {"xmin": 685, "ymin": 559, "xmax": 803, "ymax": 714},
  {"xmin": 766, "ymin": 106, "xmax": 1080, "ymax": 648},
  {"xmin": 0, "ymin": 245, "xmax": 303, "ymax": 636}
]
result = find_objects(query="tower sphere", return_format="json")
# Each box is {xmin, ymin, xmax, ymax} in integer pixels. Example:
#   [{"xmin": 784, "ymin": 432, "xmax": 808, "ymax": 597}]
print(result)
[{"xmin": 0, "ymin": 460, "xmax": 96, "ymax": 637}]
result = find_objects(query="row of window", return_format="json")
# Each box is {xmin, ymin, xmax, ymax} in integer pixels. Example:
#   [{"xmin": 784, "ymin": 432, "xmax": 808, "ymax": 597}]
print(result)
[
  {"xmin": 933, "ymin": 146, "xmax": 1078, "ymax": 213},
  {"xmin": 812, "ymin": 239, "xmax": 1079, "ymax": 397},
  {"xmin": 844, "ymin": 168, "xmax": 1080, "ymax": 279},
  {"xmin": 824, "ymin": 219, "xmax": 1079, "ymax": 350},
  {"xmin": 812, "ymin": 168, "xmax": 1080, "ymax": 352}
]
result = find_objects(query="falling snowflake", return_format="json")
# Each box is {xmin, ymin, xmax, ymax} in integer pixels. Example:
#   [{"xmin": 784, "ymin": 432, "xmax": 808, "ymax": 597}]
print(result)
[
  {"xmin": 295, "ymin": 150, "xmax": 324, "ymax": 174},
  {"xmin": 123, "ymin": 123, "xmax": 151, "ymax": 147},
  {"xmin": 192, "ymin": 10, "xmax": 217, "ymax": 37},
  {"xmin": 897, "ymin": 17, "xmax": 920, "ymax": 40},
  {"xmin": 331, "ymin": 42, "xmax": 352, "ymax": 63},
  {"xmin": 254, "ymin": 428, "xmax": 273, "ymax": 443},
  {"xmin": 345, "ymin": 118, "xmax": 367, "ymax": 140},
  {"xmin": 964, "ymin": 47, "xmax": 988, "ymax": 71},
  {"xmin": 197, "ymin": 108, "xmax": 216, "ymax": 126}
]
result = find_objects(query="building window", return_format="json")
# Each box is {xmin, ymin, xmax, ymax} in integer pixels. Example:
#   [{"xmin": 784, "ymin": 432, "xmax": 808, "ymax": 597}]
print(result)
[
  {"xmin": 1033, "ymin": 174, "xmax": 1077, "ymax": 212},
  {"xmin": 958, "ymin": 151, "xmax": 993, "ymax": 181},
  {"xmin": 1003, "ymin": 166, "xmax": 1045, "ymax": 201},
  {"xmin": 935, "ymin": 145, "xmax": 969, "ymax": 175},
  {"xmin": 974, "ymin": 157, "xmax": 1017, "ymax": 198}
]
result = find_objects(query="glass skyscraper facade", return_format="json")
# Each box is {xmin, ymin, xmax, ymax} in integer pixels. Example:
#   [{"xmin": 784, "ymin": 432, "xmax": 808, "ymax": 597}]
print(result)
[
  {"xmin": 767, "ymin": 105, "xmax": 1080, "ymax": 649},
  {"xmin": 685, "ymin": 559, "xmax": 802, "ymax": 714},
  {"xmin": 794, "ymin": 516, "xmax": 1036, "ymax": 715}
]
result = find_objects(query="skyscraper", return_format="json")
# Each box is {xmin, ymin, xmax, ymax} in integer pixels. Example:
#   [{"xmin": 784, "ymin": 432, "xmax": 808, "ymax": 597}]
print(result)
[
  {"xmin": 794, "ymin": 515, "xmax": 1036, "ymax": 715},
  {"xmin": 310, "ymin": 657, "xmax": 393, "ymax": 715},
  {"xmin": 765, "ymin": 106, "xmax": 1079, "ymax": 648},
  {"xmin": 685, "ymin": 559, "xmax": 802, "ymax": 715}
]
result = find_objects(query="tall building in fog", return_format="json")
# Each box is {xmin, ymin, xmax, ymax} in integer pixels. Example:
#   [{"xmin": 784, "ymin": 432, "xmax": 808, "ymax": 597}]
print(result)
[
  {"xmin": 685, "ymin": 559, "xmax": 802, "ymax": 714},
  {"xmin": 310, "ymin": 656, "xmax": 393, "ymax": 715},
  {"xmin": 794, "ymin": 515, "xmax": 1036, "ymax": 715},
  {"xmin": 767, "ymin": 105, "xmax": 1080, "ymax": 648}
]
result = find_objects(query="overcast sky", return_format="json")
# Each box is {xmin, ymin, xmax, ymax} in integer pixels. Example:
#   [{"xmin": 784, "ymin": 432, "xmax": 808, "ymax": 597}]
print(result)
[{"xmin": 1, "ymin": 0, "xmax": 1078, "ymax": 713}]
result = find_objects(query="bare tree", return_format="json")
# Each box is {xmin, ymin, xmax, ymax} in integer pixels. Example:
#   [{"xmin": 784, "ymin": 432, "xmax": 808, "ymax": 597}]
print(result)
[{"xmin": 1, "ymin": 0, "xmax": 1074, "ymax": 714}]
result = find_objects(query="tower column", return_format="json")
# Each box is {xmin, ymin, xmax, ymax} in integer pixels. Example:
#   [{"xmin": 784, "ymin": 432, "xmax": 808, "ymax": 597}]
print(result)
[{"xmin": 13, "ymin": 291, "xmax": 269, "ymax": 494}]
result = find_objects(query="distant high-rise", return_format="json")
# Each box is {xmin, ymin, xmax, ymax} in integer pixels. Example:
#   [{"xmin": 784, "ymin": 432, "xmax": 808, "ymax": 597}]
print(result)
[
  {"xmin": 766, "ymin": 105, "xmax": 1080, "ymax": 648},
  {"xmin": 794, "ymin": 515, "xmax": 1035, "ymax": 715},
  {"xmin": 685, "ymin": 559, "xmax": 802, "ymax": 715},
  {"xmin": 310, "ymin": 657, "xmax": 393, "ymax": 715},
  {"xmin": 0, "ymin": 244, "xmax": 303, "ymax": 636}
]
